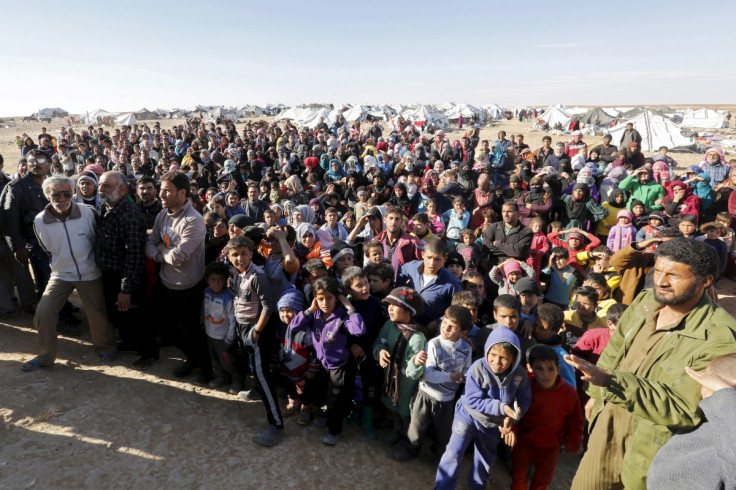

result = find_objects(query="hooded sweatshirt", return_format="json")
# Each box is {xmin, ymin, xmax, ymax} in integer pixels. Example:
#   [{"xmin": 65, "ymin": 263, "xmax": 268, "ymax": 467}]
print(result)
[{"xmin": 461, "ymin": 325, "xmax": 532, "ymax": 428}]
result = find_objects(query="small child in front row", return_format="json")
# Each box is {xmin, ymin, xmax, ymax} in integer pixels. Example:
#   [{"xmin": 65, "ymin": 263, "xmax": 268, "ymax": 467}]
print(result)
[
  {"xmin": 276, "ymin": 286, "xmax": 319, "ymax": 427},
  {"xmin": 202, "ymin": 261, "xmax": 242, "ymax": 394},
  {"xmin": 435, "ymin": 324, "xmax": 532, "ymax": 490},
  {"xmin": 510, "ymin": 345, "xmax": 583, "ymax": 490},
  {"xmin": 394, "ymin": 305, "xmax": 474, "ymax": 462},
  {"xmin": 290, "ymin": 277, "xmax": 366, "ymax": 446},
  {"xmin": 373, "ymin": 287, "xmax": 428, "ymax": 448}
]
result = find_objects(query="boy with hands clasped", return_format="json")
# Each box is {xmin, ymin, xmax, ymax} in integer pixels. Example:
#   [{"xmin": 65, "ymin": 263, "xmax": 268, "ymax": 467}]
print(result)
[{"xmin": 435, "ymin": 324, "xmax": 532, "ymax": 490}]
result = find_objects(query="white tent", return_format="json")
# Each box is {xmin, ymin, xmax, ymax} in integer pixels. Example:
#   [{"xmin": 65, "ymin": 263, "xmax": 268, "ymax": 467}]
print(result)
[
  {"xmin": 301, "ymin": 108, "xmax": 333, "ymax": 129},
  {"xmin": 680, "ymin": 108, "xmax": 729, "ymax": 129},
  {"xmin": 608, "ymin": 110, "xmax": 694, "ymax": 151},
  {"xmin": 401, "ymin": 106, "xmax": 448, "ymax": 128},
  {"xmin": 445, "ymin": 104, "xmax": 483, "ymax": 122},
  {"xmin": 537, "ymin": 106, "xmax": 572, "ymax": 128},
  {"xmin": 84, "ymin": 109, "xmax": 114, "ymax": 124},
  {"xmin": 115, "ymin": 113, "xmax": 137, "ymax": 126},
  {"xmin": 483, "ymin": 104, "xmax": 507, "ymax": 119}
]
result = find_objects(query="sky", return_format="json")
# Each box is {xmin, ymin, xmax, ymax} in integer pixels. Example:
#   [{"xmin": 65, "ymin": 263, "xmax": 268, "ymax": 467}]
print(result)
[{"xmin": 1, "ymin": 0, "xmax": 735, "ymax": 116}]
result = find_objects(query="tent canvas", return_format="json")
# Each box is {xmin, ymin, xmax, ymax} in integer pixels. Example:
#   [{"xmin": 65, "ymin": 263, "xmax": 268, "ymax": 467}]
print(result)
[
  {"xmin": 607, "ymin": 110, "xmax": 694, "ymax": 151},
  {"xmin": 680, "ymin": 108, "xmax": 729, "ymax": 129},
  {"xmin": 38, "ymin": 107, "xmax": 69, "ymax": 118},
  {"xmin": 445, "ymin": 104, "xmax": 482, "ymax": 121},
  {"xmin": 115, "ymin": 113, "xmax": 137, "ymax": 126},
  {"xmin": 579, "ymin": 108, "xmax": 615, "ymax": 127},
  {"xmin": 538, "ymin": 106, "xmax": 572, "ymax": 128},
  {"xmin": 134, "ymin": 108, "xmax": 159, "ymax": 120}
]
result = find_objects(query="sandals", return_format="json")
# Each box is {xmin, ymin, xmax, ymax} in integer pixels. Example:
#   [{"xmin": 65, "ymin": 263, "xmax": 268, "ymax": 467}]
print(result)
[{"xmin": 21, "ymin": 358, "xmax": 41, "ymax": 371}]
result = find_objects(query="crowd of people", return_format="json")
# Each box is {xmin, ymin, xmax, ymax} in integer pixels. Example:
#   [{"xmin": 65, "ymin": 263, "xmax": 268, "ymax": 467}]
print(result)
[{"xmin": 2, "ymin": 116, "xmax": 736, "ymax": 489}]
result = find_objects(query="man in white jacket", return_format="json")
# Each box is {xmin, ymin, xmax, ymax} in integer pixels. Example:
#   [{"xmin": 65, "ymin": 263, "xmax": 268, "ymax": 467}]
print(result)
[{"xmin": 21, "ymin": 176, "xmax": 117, "ymax": 371}]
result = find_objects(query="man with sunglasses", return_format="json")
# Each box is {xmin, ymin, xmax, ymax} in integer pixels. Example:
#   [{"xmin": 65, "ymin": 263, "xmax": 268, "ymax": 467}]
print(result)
[
  {"xmin": 1, "ymin": 149, "xmax": 52, "ymax": 300},
  {"xmin": 21, "ymin": 175, "xmax": 117, "ymax": 371}
]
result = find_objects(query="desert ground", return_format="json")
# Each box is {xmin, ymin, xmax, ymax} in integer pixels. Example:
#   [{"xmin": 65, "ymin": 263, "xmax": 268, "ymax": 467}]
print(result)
[{"xmin": 1, "ymin": 112, "xmax": 736, "ymax": 488}]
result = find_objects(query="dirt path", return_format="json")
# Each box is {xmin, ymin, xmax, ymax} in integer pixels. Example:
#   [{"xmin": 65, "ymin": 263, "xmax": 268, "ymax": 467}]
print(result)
[{"xmin": 2, "ymin": 280, "xmax": 736, "ymax": 488}]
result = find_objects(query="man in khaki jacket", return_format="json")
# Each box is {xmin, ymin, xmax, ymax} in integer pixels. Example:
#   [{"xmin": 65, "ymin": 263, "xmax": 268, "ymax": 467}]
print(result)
[{"xmin": 566, "ymin": 238, "xmax": 736, "ymax": 489}]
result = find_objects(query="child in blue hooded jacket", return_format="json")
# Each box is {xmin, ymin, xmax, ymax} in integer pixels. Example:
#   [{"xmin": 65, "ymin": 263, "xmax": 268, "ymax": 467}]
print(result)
[{"xmin": 435, "ymin": 325, "xmax": 532, "ymax": 490}]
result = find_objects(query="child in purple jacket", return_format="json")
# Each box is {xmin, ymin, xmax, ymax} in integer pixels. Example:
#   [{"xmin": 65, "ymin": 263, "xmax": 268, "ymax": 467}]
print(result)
[
  {"xmin": 435, "ymin": 325, "xmax": 532, "ymax": 489},
  {"xmin": 290, "ymin": 277, "xmax": 366, "ymax": 446}
]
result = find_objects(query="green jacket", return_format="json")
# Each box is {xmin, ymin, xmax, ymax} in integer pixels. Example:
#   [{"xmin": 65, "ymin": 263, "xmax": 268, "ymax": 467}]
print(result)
[
  {"xmin": 586, "ymin": 289, "xmax": 736, "ymax": 489},
  {"xmin": 373, "ymin": 320, "xmax": 427, "ymax": 416},
  {"xmin": 619, "ymin": 175, "xmax": 665, "ymax": 211}
]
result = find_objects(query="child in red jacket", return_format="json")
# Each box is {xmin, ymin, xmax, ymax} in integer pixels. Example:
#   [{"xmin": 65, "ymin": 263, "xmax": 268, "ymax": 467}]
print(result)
[
  {"xmin": 526, "ymin": 217, "xmax": 549, "ymax": 283},
  {"xmin": 511, "ymin": 344, "xmax": 583, "ymax": 490}
]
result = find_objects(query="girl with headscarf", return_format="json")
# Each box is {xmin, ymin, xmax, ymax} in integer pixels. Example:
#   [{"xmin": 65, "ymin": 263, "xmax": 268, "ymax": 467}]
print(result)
[
  {"xmin": 561, "ymin": 183, "xmax": 608, "ymax": 230},
  {"xmin": 597, "ymin": 188, "xmax": 627, "ymax": 238},
  {"xmin": 663, "ymin": 179, "xmax": 702, "ymax": 224},
  {"xmin": 325, "ymin": 159, "xmax": 346, "ymax": 183},
  {"xmin": 388, "ymin": 182, "xmax": 412, "ymax": 216},
  {"xmin": 606, "ymin": 210, "xmax": 637, "ymax": 253},
  {"xmin": 409, "ymin": 176, "xmax": 451, "ymax": 215},
  {"xmin": 295, "ymin": 204, "xmax": 315, "ymax": 226},
  {"xmin": 309, "ymin": 198, "xmax": 326, "ymax": 227},
  {"xmin": 563, "ymin": 168, "xmax": 599, "ymax": 203},
  {"xmin": 294, "ymin": 223, "xmax": 323, "ymax": 266}
]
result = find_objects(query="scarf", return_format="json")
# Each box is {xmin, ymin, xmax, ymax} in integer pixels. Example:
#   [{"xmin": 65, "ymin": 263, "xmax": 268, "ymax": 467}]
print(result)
[
  {"xmin": 384, "ymin": 322, "xmax": 421, "ymax": 406},
  {"xmin": 608, "ymin": 188, "xmax": 626, "ymax": 208},
  {"xmin": 565, "ymin": 183, "xmax": 589, "ymax": 220},
  {"xmin": 610, "ymin": 222, "xmax": 635, "ymax": 251}
]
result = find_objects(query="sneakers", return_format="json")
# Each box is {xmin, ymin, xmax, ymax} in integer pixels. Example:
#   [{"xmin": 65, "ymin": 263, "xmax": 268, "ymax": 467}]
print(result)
[
  {"xmin": 297, "ymin": 408, "xmax": 312, "ymax": 426},
  {"xmin": 228, "ymin": 382, "xmax": 243, "ymax": 395},
  {"xmin": 322, "ymin": 433, "xmax": 340, "ymax": 446},
  {"xmin": 208, "ymin": 377, "xmax": 226, "ymax": 389},
  {"xmin": 256, "ymin": 425, "xmax": 284, "ymax": 447},
  {"xmin": 237, "ymin": 389, "xmax": 262, "ymax": 401},
  {"xmin": 283, "ymin": 402, "xmax": 302, "ymax": 418}
]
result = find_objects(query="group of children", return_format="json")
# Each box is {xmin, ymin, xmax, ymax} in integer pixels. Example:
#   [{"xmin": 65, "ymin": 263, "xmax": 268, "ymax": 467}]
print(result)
[{"xmin": 197, "ymin": 227, "xmax": 637, "ymax": 489}]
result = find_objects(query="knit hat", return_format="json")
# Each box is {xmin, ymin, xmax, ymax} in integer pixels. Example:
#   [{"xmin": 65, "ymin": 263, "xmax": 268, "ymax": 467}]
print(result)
[
  {"xmin": 277, "ymin": 286, "xmax": 304, "ymax": 312},
  {"xmin": 617, "ymin": 210, "xmax": 634, "ymax": 220},
  {"xmin": 503, "ymin": 261, "xmax": 522, "ymax": 275},
  {"xmin": 630, "ymin": 199, "xmax": 645, "ymax": 210},
  {"xmin": 228, "ymin": 215, "xmax": 254, "ymax": 229},
  {"xmin": 382, "ymin": 287, "xmax": 423, "ymax": 317},
  {"xmin": 514, "ymin": 277, "xmax": 541, "ymax": 296},
  {"xmin": 330, "ymin": 240, "xmax": 354, "ymax": 263},
  {"xmin": 77, "ymin": 171, "xmax": 98, "ymax": 187},
  {"xmin": 567, "ymin": 231, "xmax": 585, "ymax": 242},
  {"xmin": 446, "ymin": 251, "xmax": 465, "ymax": 270},
  {"xmin": 648, "ymin": 214, "xmax": 664, "ymax": 223}
]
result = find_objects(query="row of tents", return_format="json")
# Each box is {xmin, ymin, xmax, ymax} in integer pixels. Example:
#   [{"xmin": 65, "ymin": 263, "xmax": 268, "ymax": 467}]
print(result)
[{"xmin": 534, "ymin": 104, "xmax": 732, "ymax": 151}]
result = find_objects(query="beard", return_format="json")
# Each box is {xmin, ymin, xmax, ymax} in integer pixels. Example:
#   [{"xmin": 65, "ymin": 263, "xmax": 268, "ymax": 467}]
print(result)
[
  {"xmin": 99, "ymin": 189, "xmax": 120, "ymax": 205},
  {"xmin": 654, "ymin": 281, "xmax": 701, "ymax": 306},
  {"xmin": 51, "ymin": 201, "xmax": 71, "ymax": 213}
]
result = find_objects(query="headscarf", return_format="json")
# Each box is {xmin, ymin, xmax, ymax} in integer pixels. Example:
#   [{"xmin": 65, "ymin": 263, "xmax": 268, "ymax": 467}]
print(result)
[
  {"xmin": 420, "ymin": 177, "xmax": 437, "ymax": 198},
  {"xmin": 295, "ymin": 204, "xmax": 315, "ymax": 224},
  {"xmin": 388, "ymin": 182, "xmax": 411, "ymax": 210},
  {"xmin": 565, "ymin": 183, "xmax": 589, "ymax": 220},
  {"xmin": 326, "ymin": 159, "xmax": 346, "ymax": 181},
  {"xmin": 576, "ymin": 168, "xmax": 595, "ymax": 188},
  {"xmin": 607, "ymin": 188, "xmax": 626, "ymax": 208},
  {"xmin": 702, "ymin": 147, "xmax": 727, "ymax": 166},
  {"xmin": 309, "ymin": 197, "xmax": 326, "ymax": 224}
]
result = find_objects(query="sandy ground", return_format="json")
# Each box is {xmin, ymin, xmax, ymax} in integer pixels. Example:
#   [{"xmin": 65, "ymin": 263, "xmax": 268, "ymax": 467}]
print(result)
[
  {"xmin": 2, "ymin": 112, "xmax": 736, "ymax": 488},
  {"xmin": 2, "ymin": 281, "xmax": 736, "ymax": 489}
]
